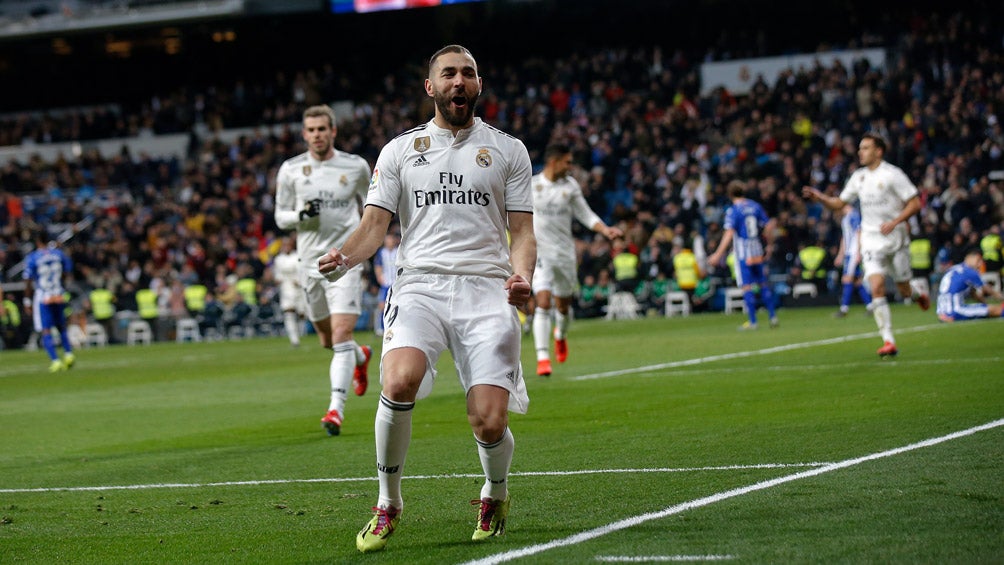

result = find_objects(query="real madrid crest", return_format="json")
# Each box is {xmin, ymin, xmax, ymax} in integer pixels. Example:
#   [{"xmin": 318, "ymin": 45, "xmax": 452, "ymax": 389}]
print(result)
[
  {"xmin": 414, "ymin": 136, "xmax": 431, "ymax": 153},
  {"xmin": 476, "ymin": 148, "xmax": 492, "ymax": 168},
  {"xmin": 302, "ymin": 165, "xmax": 312, "ymax": 176},
  {"xmin": 339, "ymin": 174, "xmax": 348, "ymax": 186}
]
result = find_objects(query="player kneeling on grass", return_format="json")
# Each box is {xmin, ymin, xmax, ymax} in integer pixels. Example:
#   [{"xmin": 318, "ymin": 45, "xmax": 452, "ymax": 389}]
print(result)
[{"xmin": 936, "ymin": 248, "xmax": 1004, "ymax": 322}]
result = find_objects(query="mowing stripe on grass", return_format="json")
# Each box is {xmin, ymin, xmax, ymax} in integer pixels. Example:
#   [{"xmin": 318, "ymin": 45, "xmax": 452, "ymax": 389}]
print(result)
[
  {"xmin": 0, "ymin": 463, "xmax": 826, "ymax": 494},
  {"xmin": 572, "ymin": 323, "xmax": 944, "ymax": 381},
  {"xmin": 460, "ymin": 418, "xmax": 1004, "ymax": 565}
]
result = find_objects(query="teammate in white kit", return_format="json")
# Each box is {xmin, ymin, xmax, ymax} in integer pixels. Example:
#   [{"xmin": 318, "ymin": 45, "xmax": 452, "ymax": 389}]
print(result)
[
  {"xmin": 274, "ymin": 105, "xmax": 373, "ymax": 436},
  {"xmin": 803, "ymin": 132, "xmax": 929, "ymax": 357},
  {"xmin": 530, "ymin": 143, "xmax": 621, "ymax": 376},
  {"xmin": 272, "ymin": 235, "xmax": 306, "ymax": 347},
  {"xmin": 318, "ymin": 45, "xmax": 535, "ymax": 553}
]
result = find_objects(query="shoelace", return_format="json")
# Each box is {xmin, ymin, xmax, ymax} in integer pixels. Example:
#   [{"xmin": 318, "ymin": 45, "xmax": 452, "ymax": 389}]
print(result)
[
  {"xmin": 470, "ymin": 499, "xmax": 496, "ymax": 530},
  {"xmin": 369, "ymin": 506, "xmax": 398, "ymax": 535}
]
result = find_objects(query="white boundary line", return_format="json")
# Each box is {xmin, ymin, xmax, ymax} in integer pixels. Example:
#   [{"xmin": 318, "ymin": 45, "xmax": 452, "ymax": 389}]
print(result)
[
  {"xmin": 595, "ymin": 556, "xmax": 736, "ymax": 562},
  {"xmin": 459, "ymin": 418, "xmax": 1004, "ymax": 565},
  {"xmin": 0, "ymin": 463, "xmax": 828, "ymax": 494},
  {"xmin": 572, "ymin": 324, "xmax": 944, "ymax": 381}
]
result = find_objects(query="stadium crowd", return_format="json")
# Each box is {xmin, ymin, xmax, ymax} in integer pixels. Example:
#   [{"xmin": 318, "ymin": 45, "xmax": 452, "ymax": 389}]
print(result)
[{"xmin": 1, "ymin": 6, "xmax": 1003, "ymax": 345}]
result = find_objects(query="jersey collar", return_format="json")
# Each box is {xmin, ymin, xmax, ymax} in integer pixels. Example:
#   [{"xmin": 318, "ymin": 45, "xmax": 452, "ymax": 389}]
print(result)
[{"xmin": 427, "ymin": 117, "xmax": 482, "ymax": 140}]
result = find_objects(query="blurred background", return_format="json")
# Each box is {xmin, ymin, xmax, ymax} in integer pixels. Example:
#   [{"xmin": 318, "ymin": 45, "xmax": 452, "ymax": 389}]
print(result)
[{"xmin": 1, "ymin": 0, "xmax": 1002, "ymax": 347}]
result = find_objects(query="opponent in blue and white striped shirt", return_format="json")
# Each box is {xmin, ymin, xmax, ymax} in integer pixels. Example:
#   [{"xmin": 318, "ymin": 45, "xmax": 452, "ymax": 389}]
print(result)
[
  {"xmin": 936, "ymin": 248, "xmax": 1003, "ymax": 322},
  {"xmin": 23, "ymin": 233, "xmax": 75, "ymax": 372},
  {"xmin": 708, "ymin": 180, "xmax": 778, "ymax": 330},
  {"xmin": 834, "ymin": 204, "xmax": 872, "ymax": 317}
]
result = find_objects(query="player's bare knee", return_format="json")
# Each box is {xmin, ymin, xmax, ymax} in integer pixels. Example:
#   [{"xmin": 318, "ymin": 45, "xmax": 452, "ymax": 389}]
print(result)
[{"xmin": 470, "ymin": 415, "xmax": 508, "ymax": 444}]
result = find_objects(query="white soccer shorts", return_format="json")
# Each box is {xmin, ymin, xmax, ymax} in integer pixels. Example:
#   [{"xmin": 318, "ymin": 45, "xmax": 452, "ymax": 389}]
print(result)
[
  {"xmin": 379, "ymin": 272, "xmax": 529, "ymax": 414},
  {"xmin": 301, "ymin": 267, "xmax": 363, "ymax": 321}
]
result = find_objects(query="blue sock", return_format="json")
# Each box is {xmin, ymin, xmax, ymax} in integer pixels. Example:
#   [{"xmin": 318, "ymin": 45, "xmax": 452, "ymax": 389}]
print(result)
[
  {"xmin": 858, "ymin": 284, "xmax": 872, "ymax": 305},
  {"xmin": 41, "ymin": 333, "xmax": 58, "ymax": 361},
  {"xmin": 841, "ymin": 283, "xmax": 854, "ymax": 308},
  {"xmin": 743, "ymin": 290, "xmax": 758, "ymax": 325},
  {"xmin": 761, "ymin": 286, "xmax": 776, "ymax": 318},
  {"xmin": 57, "ymin": 324, "xmax": 73, "ymax": 354}
]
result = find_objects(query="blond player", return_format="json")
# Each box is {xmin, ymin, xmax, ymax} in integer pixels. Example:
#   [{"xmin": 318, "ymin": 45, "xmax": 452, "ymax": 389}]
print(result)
[
  {"xmin": 274, "ymin": 105, "xmax": 373, "ymax": 436},
  {"xmin": 803, "ymin": 132, "xmax": 929, "ymax": 357}
]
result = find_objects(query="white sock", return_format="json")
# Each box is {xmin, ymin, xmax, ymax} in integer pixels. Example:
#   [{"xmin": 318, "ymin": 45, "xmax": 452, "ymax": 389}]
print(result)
[
  {"xmin": 554, "ymin": 310, "xmax": 569, "ymax": 340},
  {"xmin": 353, "ymin": 341, "xmax": 366, "ymax": 365},
  {"xmin": 532, "ymin": 308, "xmax": 552, "ymax": 361},
  {"xmin": 477, "ymin": 427, "xmax": 514, "ymax": 501},
  {"xmin": 283, "ymin": 312, "xmax": 300, "ymax": 345},
  {"xmin": 871, "ymin": 297, "xmax": 895, "ymax": 344},
  {"xmin": 376, "ymin": 394, "xmax": 413, "ymax": 510},
  {"xmin": 328, "ymin": 341, "xmax": 355, "ymax": 413}
]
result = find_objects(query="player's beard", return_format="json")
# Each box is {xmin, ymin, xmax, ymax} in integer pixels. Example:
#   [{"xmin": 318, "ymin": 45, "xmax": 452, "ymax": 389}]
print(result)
[
  {"xmin": 434, "ymin": 89, "xmax": 479, "ymax": 128},
  {"xmin": 310, "ymin": 138, "xmax": 332, "ymax": 159}
]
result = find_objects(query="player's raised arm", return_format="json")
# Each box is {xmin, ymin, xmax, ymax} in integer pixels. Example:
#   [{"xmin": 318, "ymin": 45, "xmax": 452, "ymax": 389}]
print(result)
[{"xmin": 802, "ymin": 185, "xmax": 845, "ymax": 211}]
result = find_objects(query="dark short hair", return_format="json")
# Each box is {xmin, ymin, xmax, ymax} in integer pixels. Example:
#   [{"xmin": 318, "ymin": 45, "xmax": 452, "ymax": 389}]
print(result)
[
  {"xmin": 727, "ymin": 179, "xmax": 746, "ymax": 198},
  {"xmin": 429, "ymin": 44, "xmax": 474, "ymax": 75},
  {"xmin": 544, "ymin": 143, "xmax": 571, "ymax": 161},
  {"xmin": 966, "ymin": 246, "xmax": 984, "ymax": 258},
  {"xmin": 861, "ymin": 132, "xmax": 887, "ymax": 152}
]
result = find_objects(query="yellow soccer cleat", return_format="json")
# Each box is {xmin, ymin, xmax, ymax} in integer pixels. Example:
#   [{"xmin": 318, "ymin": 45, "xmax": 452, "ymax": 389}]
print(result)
[
  {"xmin": 356, "ymin": 505, "xmax": 401, "ymax": 553},
  {"xmin": 471, "ymin": 495, "xmax": 509, "ymax": 541}
]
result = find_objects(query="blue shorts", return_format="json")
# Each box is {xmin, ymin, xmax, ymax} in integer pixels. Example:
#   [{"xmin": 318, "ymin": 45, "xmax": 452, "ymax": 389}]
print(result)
[
  {"xmin": 735, "ymin": 259, "xmax": 767, "ymax": 288},
  {"xmin": 33, "ymin": 302, "xmax": 67, "ymax": 333}
]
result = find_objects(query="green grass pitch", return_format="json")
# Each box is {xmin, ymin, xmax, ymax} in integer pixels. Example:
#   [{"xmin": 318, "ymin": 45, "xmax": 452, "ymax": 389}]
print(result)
[{"xmin": 1, "ymin": 305, "xmax": 1001, "ymax": 563}]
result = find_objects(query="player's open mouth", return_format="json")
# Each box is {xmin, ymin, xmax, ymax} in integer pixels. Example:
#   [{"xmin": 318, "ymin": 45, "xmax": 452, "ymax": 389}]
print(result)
[{"xmin": 451, "ymin": 95, "xmax": 468, "ymax": 107}]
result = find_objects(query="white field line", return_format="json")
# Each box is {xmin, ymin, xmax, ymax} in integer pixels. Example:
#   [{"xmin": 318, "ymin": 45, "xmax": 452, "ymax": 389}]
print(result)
[
  {"xmin": 0, "ymin": 463, "xmax": 827, "ymax": 494},
  {"xmin": 572, "ymin": 323, "xmax": 945, "ymax": 381},
  {"xmin": 595, "ymin": 557, "xmax": 736, "ymax": 562},
  {"xmin": 639, "ymin": 356, "xmax": 1002, "ymax": 379},
  {"xmin": 459, "ymin": 418, "xmax": 1004, "ymax": 565}
]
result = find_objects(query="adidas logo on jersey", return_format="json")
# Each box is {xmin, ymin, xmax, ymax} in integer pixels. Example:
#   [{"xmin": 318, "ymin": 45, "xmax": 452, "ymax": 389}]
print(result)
[{"xmin": 412, "ymin": 155, "xmax": 430, "ymax": 167}]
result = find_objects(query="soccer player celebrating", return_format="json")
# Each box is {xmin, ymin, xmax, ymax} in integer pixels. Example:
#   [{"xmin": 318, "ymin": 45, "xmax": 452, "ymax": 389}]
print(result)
[
  {"xmin": 708, "ymin": 179, "xmax": 779, "ymax": 330},
  {"xmin": 319, "ymin": 45, "xmax": 535, "ymax": 553},
  {"xmin": 274, "ymin": 105, "xmax": 373, "ymax": 436},
  {"xmin": 936, "ymin": 247, "xmax": 1004, "ymax": 322},
  {"xmin": 530, "ymin": 143, "xmax": 622, "ymax": 377},
  {"xmin": 803, "ymin": 132, "xmax": 929, "ymax": 357},
  {"xmin": 23, "ymin": 233, "xmax": 75, "ymax": 372}
]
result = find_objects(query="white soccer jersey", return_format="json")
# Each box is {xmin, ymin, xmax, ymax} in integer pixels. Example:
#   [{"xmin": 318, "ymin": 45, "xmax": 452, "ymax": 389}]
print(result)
[
  {"xmin": 839, "ymin": 160, "xmax": 917, "ymax": 242},
  {"xmin": 531, "ymin": 172, "xmax": 601, "ymax": 264},
  {"xmin": 366, "ymin": 118, "xmax": 533, "ymax": 278},
  {"xmin": 274, "ymin": 150, "xmax": 371, "ymax": 273}
]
